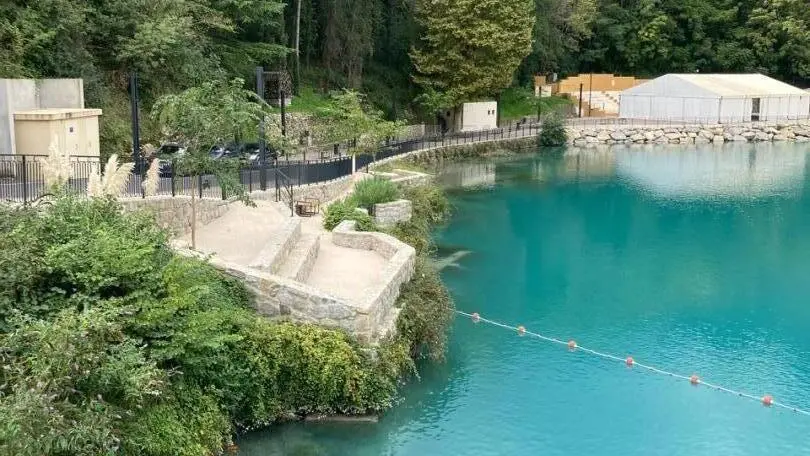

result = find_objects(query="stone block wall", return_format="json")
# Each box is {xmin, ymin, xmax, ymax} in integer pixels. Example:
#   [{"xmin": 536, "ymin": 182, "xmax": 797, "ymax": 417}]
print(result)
[
  {"xmin": 120, "ymin": 196, "xmax": 232, "ymax": 235},
  {"xmin": 252, "ymin": 176, "xmax": 353, "ymax": 206},
  {"xmin": 202, "ymin": 255, "xmax": 376, "ymax": 341},
  {"xmin": 567, "ymin": 121, "xmax": 810, "ymax": 147},
  {"xmin": 333, "ymin": 220, "xmax": 416, "ymax": 340},
  {"xmin": 372, "ymin": 199, "xmax": 413, "ymax": 228}
]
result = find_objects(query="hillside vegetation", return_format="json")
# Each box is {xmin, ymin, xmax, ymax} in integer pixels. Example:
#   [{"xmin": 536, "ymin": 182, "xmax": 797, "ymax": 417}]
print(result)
[{"xmin": 3, "ymin": 0, "xmax": 809, "ymax": 155}]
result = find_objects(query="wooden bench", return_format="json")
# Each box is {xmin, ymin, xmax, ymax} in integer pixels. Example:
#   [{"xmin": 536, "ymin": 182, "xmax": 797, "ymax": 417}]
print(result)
[{"xmin": 295, "ymin": 197, "xmax": 320, "ymax": 217}]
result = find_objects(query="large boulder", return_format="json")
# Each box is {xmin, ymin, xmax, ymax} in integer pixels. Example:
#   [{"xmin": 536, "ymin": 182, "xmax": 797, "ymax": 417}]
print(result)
[
  {"xmin": 730, "ymin": 135, "xmax": 748, "ymax": 142},
  {"xmin": 712, "ymin": 135, "xmax": 725, "ymax": 144},
  {"xmin": 741, "ymin": 131, "xmax": 756, "ymax": 140},
  {"xmin": 700, "ymin": 130, "xmax": 714, "ymax": 139},
  {"xmin": 754, "ymin": 131, "xmax": 771, "ymax": 141},
  {"xmin": 727, "ymin": 126, "xmax": 745, "ymax": 136},
  {"xmin": 644, "ymin": 131, "xmax": 658, "ymax": 141},
  {"xmin": 630, "ymin": 133, "xmax": 645, "ymax": 142},
  {"xmin": 610, "ymin": 131, "xmax": 627, "ymax": 141}
]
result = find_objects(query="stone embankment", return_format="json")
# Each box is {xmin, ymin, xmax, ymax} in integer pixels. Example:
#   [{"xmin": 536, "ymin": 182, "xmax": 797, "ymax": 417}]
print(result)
[{"xmin": 568, "ymin": 121, "xmax": 810, "ymax": 147}]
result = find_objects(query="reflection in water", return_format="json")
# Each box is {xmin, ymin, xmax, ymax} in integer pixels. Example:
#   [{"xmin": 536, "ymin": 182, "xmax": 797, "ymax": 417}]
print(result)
[
  {"xmin": 613, "ymin": 143, "xmax": 807, "ymax": 197},
  {"xmin": 438, "ymin": 161, "xmax": 496, "ymax": 188}
]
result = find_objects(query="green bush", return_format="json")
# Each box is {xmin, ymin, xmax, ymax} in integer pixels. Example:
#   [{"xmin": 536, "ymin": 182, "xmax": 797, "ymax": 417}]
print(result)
[
  {"xmin": 350, "ymin": 177, "xmax": 400, "ymax": 210},
  {"xmin": 403, "ymin": 184, "xmax": 451, "ymax": 225},
  {"xmin": 0, "ymin": 195, "xmax": 419, "ymax": 455},
  {"xmin": 323, "ymin": 200, "xmax": 376, "ymax": 231},
  {"xmin": 395, "ymin": 257, "xmax": 454, "ymax": 360},
  {"xmin": 538, "ymin": 114, "xmax": 568, "ymax": 146}
]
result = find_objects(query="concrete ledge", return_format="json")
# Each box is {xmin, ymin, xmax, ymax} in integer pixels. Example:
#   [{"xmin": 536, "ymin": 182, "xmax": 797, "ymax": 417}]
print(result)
[
  {"xmin": 249, "ymin": 217, "xmax": 301, "ymax": 274},
  {"xmin": 292, "ymin": 234, "xmax": 321, "ymax": 282},
  {"xmin": 372, "ymin": 199, "xmax": 412, "ymax": 228}
]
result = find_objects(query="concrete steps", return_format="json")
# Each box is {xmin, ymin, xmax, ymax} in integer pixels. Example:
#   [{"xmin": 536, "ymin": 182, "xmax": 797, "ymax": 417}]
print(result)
[{"xmin": 276, "ymin": 231, "xmax": 321, "ymax": 281}]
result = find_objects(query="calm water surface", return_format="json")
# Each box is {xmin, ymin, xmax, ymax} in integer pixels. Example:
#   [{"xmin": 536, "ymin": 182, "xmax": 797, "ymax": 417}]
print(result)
[{"xmin": 240, "ymin": 142, "xmax": 810, "ymax": 455}]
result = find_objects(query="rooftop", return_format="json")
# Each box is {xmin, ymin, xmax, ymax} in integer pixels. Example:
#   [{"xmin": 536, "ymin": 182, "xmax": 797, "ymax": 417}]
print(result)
[{"xmin": 625, "ymin": 73, "xmax": 807, "ymax": 97}]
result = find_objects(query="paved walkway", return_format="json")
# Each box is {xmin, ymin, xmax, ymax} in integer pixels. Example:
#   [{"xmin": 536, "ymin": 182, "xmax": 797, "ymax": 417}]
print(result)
[
  {"xmin": 181, "ymin": 200, "xmax": 285, "ymax": 265},
  {"xmin": 305, "ymin": 233, "xmax": 386, "ymax": 306}
]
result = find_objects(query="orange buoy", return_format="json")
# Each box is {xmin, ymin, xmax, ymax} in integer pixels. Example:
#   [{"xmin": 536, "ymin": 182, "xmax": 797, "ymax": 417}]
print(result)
[
  {"xmin": 762, "ymin": 395, "xmax": 774, "ymax": 407},
  {"xmin": 690, "ymin": 374, "xmax": 700, "ymax": 386},
  {"xmin": 567, "ymin": 340, "xmax": 577, "ymax": 350},
  {"xmin": 625, "ymin": 356, "xmax": 635, "ymax": 367},
  {"xmin": 517, "ymin": 325, "xmax": 526, "ymax": 336},
  {"xmin": 471, "ymin": 312, "xmax": 481, "ymax": 323}
]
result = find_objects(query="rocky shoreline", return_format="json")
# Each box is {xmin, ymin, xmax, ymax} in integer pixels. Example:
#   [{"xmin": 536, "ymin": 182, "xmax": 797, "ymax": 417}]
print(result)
[{"xmin": 567, "ymin": 121, "xmax": 810, "ymax": 147}]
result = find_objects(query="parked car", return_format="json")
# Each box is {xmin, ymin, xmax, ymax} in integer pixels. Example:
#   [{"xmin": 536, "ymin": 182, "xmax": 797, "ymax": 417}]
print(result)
[{"xmin": 220, "ymin": 143, "xmax": 278, "ymax": 165}]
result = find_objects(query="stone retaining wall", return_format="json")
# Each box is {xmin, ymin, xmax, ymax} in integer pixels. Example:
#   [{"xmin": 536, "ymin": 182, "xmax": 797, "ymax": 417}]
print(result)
[
  {"xmin": 333, "ymin": 220, "xmax": 416, "ymax": 338},
  {"xmin": 372, "ymin": 199, "xmax": 413, "ymax": 228},
  {"xmin": 202, "ymin": 255, "xmax": 377, "ymax": 341},
  {"xmin": 568, "ymin": 121, "xmax": 810, "ymax": 147},
  {"xmin": 120, "ymin": 196, "xmax": 232, "ymax": 235},
  {"xmin": 251, "ymin": 176, "xmax": 353, "ymax": 205}
]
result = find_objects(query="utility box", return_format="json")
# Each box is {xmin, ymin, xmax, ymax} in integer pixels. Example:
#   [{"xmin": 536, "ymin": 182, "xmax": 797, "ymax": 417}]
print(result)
[{"xmin": 13, "ymin": 108, "xmax": 102, "ymax": 157}]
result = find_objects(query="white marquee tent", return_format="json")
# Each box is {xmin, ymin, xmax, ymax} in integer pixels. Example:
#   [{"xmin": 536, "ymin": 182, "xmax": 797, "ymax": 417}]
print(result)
[{"xmin": 619, "ymin": 74, "xmax": 810, "ymax": 123}]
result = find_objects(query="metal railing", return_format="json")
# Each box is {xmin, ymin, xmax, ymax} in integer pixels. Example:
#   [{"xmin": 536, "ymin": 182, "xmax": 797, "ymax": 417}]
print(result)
[
  {"xmin": 275, "ymin": 169, "xmax": 294, "ymax": 216},
  {"xmin": 1, "ymin": 121, "xmax": 545, "ymax": 203}
]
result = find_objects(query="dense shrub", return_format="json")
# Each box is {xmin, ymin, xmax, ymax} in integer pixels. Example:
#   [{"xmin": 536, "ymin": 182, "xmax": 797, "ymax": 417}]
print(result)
[
  {"xmin": 0, "ymin": 195, "xmax": 416, "ymax": 455},
  {"xmin": 402, "ymin": 184, "xmax": 451, "ymax": 225},
  {"xmin": 396, "ymin": 255, "xmax": 454, "ymax": 360},
  {"xmin": 0, "ymin": 196, "xmax": 168, "ymax": 329},
  {"xmin": 385, "ymin": 183, "xmax": 455, "ymax": 360},
  {"xmin": 538, "ymin": 114, "xmax": 567, "ymax": 146},
  {"xmin": 323, "ymin": 199, "xmax": 377, "ymax": 231},
  {"xmin": 349, "ymin": 177, "xmax": 400, "ymax": 210}
]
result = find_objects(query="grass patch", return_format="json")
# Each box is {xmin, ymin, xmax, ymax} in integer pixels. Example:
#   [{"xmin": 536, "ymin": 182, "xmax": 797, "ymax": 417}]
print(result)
[
  {"xmin": 349, "ymin": 177, "xmax": 400, "ymax": 210},
  {"xmin": 500, "ymin": 87, "xmax": 572, "ymax": 121}
]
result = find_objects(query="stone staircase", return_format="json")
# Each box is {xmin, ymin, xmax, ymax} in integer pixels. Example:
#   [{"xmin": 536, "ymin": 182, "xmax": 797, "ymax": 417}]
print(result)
[
  {"xmin": 275, "ymin": 230, "xmax": 320, "ymax": 282},
  {"xmin": 178, "ymin": 186, "xmax": 414, "ymax": 343}
]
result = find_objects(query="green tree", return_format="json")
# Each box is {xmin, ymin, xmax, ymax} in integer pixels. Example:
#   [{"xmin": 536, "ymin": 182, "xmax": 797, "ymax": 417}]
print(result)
[
  {"xmin": 151, "ymin": 78, "xmax": 264, "ymax": 248},
  {"xmin": 313, "ymin": 90, "xmax": 403, "ymax": 156},
  {"xmin": 410, "ymin": 0, "xmax": 534, "ymax": 109},
  {"xmin": 746, "ymin": 0, "xmax": 810, "ymax": 82}
]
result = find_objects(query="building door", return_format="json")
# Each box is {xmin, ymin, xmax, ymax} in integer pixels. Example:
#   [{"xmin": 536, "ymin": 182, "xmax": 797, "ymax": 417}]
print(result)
[{"xmin": 751, "ymin": 98, "xmax": 761, "ymax": 121}]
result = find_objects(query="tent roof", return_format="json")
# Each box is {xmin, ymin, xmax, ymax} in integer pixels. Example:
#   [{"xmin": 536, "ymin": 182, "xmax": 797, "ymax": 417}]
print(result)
[{"xmin": 623, "ymin": 73, "xmax": 807, "ymax": 97}]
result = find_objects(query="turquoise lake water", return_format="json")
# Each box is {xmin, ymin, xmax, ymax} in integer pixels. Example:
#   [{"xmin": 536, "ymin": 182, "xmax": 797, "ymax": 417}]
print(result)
[{"xmin": 239, "ymin": 142, "xmax": 810, "ymax": 455}]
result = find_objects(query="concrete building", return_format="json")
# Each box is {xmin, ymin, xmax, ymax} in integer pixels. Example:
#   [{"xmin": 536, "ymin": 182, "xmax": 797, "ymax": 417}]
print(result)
[
  {"xmin": 0, "ymin": 79, "xmax": 88, "ymax": 155},
  {"xmin": 619, "ymin": 73, "xmax": 810, "ymax": 123},
  {"xmin": 14, "ymin": 109, "xmax": 102, "ymax": 158},
  {"xmin": 440, "ymin": 101, "xmax": 498, "ymax": 132}
]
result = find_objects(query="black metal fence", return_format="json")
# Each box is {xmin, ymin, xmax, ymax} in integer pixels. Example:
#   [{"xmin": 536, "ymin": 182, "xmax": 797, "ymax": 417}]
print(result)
[{"xmin": 1, "ymin": 122, "xmax": 541, "ymax": 203}]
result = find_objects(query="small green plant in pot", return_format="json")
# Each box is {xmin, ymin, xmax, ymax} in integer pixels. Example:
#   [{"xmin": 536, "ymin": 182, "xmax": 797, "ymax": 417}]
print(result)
[{"xmin": 350, "ymin": 177, "xmax": 400, "ymax": 213}]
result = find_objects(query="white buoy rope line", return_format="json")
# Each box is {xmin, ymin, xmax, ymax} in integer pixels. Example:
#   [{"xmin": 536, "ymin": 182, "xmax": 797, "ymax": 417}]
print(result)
[{"xmin": 455, "ymin": 310, "xmax": 810, "ymax": 417}]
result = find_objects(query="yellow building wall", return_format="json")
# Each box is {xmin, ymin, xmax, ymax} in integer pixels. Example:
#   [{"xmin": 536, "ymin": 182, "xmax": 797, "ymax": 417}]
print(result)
[
  {"xmin": 13, "ymin": 109, "xmax": 101, "ymax": 159},
  {"xmin": 556, "ymin": 74, "xmax": 647, "ymax": 93}
]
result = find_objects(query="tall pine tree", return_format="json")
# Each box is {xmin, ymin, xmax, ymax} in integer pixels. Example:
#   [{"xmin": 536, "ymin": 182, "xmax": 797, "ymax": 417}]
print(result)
[{"xmin": 410, "ymin": 0, "xmax": 534, "ymax": 109}]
